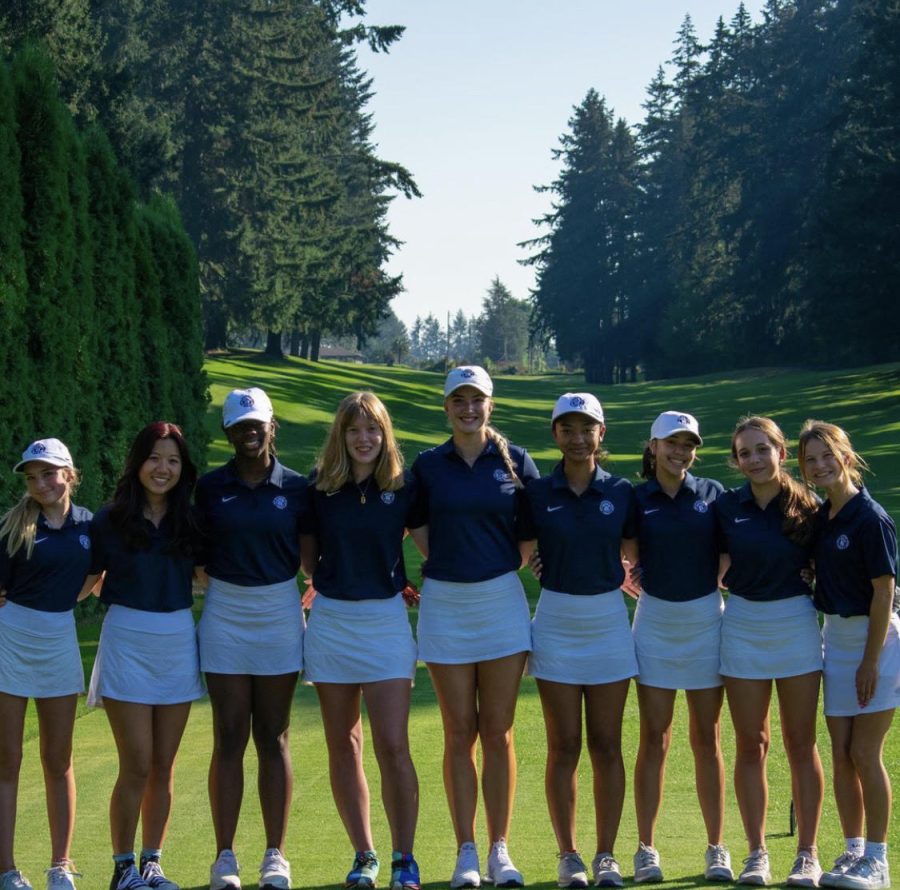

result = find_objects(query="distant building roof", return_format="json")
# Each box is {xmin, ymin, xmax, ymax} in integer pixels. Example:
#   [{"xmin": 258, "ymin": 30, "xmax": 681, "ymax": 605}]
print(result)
[{"xmin": 319, "ymin": 346, "xmax": 364, "ymax": 362}]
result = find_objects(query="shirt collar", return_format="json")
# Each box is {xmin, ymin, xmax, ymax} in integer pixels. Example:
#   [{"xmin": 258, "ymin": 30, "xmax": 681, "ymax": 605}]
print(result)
[
  {"xmin": 224, "ymin": 457, "xmax": 284, "ymax": 488},
  {"xmin": 826, "ymin": 487, "xmax": 870, "ymax": 523},
  {"xmin": 37, "ymin": 505, "xmax": 89, "ymax": 530},
  {"xmin": 551, "ymin": 462, "xmax": 611, "ymax": 493},
  {"xmin": 439, "ymin": 437, "xmax": 498, "ymax": 462}
]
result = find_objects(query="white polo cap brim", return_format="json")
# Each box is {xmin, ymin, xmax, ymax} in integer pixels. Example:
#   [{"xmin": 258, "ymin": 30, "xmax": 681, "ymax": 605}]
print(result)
[
  {"xmin": 444, "ymin": 365, "xmax": 493, "ymax": 398},
  {"xmin": 650, "ymin": 410, "xmax": 702, "ymax": 445},
  {"xmin": 223, "ymin": 387, "xmax": 275, "ymax": 428},
  {"xmin": 13, "ymin": 438, "xmax": 74, "ymax": 473},
  {"xmin": 551, "ymin": 392, "xmax": 605, "ymax": 424}
]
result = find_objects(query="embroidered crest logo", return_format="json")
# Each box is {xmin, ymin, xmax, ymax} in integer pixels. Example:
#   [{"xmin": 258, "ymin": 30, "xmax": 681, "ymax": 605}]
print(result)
[
  {"xmin": 381, "ymin": 491, "xmax": 395, "ymax": 505},
  {"xmin": 273, "ymin": 496, "xmax": 287, "ymax": 510},
  {"xmin": 694, "ymin": 500, "xmax": 709, "ymax": 513},
  {"xmin": 600, "ymin": 500, "xmax": 615, "ymax": 515},
  {"xmin": 836, "ymin": 534, "xmax": 850, "ymax": 551}
]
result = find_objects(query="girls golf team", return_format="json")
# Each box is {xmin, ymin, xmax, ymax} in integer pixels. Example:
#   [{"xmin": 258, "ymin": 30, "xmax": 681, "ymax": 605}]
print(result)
[{"xmin": 0, "ymin": 369, "xmax": 896, "ymax": 890}]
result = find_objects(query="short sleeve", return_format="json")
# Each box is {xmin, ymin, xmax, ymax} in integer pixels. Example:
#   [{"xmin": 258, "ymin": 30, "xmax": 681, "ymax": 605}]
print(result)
[
  {"xmin": 861, "ymin": 513, "xmax": 898, "ymax": 581},
  {"xmin": 516, "ymin": 479, "xmax": 538, "ymax": 541},
  {"xmin": 621, "ymin": 483, "xmax": 639, "ymax": 539},
  {"xmin": 519, "ymin": 449, "xmax": 540, "ymax": 483},
  {"xmin": 407, "ymin": 457, "xmax": 429, "ymax": 529},
  {"xmin": 89, "ymin": 511, "xmax": 109, "ymax": 575}
]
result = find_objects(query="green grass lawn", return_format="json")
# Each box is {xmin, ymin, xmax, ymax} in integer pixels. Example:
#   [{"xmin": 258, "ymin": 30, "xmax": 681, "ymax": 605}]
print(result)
[{"xmin": 14, "ymin": 355, "xmax": 900, "ymax": 889}]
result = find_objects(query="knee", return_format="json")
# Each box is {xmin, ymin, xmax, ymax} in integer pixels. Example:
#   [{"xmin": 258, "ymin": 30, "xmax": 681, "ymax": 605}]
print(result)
[
  {"xmin": 849, "ymin": 741, "xmax": 881, "ymax": 776},
  {"xmin": 40, "ymin": 746, "xmax": 73, "ymax": 781},
  {"xmin": 689, "ymin": 724, "xmax": 720, "ymax": 761},
  {"xmin": 374, "ymin": 733, "xmax": 411, "ymax": 771},
  {"xmin": 587, "ymin": 731, "xmax": 622, "ymax": 763},
  {"xmin": 782, "ymin": 727, "xmax": 817, "ymax": 764},
  {"xmin": 0, "ymin": 744, "xmax": 23, "ymax": 780},
  {"xmin": 548, "ymin": 733, "xmax": 582, "ymax": 768},
  {"xmin": 215, "ymin": 719, "xmax": 252, "ymax": 759},
  {"xmin": 735, "ymin": 730, "xmax": 769, "ymax": 765},
  {"xmin": 478, "ymin": 720, "xmax": 514, "ymax": 755},
  {"xmin": 443, "ymin": 716, "xmax": 478, "ymax": 755},
  {"xmin": 641, "ymin": 725, "xmax": 672, "ymax": 758},
  {"xmin": 253, "ymin": 726, "xmax": 289, "ymax": 760}
]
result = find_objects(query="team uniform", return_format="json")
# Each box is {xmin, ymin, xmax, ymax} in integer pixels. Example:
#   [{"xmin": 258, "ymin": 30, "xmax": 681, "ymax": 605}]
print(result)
[
  {"xmin": 812, "ymin": 488, "xmax": 900, "ymax": 716},
  {"xmin": 196, "ymin": 457, "xmax": 309, "ymax": 675},
  {"xmin": 0, "ymin": 506, "xmax": 92, "ymax": 698},
  {"xmin": 716, "ymin": 484, "xmax": 822, "ymax": 679},
  {"xmin": 87, "ymin": 505, "xmax": 203, "ymax": 706},
  {"xmin": 409, "ymin": 438, "xmax": 539, "ymax": 664},
  {"xmin": 522, "ymin": 464, "xmax": 639, "ymax": 685},
  {"xmin": 303, "ymin": 469, "xmax": 417, "ymax": 683},
  {"xmin": 632, "ymin": 474, "xmax": 725, "ymax": 690}
]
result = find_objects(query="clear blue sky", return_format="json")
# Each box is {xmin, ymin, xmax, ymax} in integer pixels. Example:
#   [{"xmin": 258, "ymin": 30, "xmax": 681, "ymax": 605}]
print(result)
[{"xmin": 357, "ymin": 1, "xmax": 762, "ymax": 330}]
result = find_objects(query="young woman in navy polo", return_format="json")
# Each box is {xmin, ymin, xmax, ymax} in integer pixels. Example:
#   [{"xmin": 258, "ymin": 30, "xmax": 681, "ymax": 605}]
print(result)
[
  {"xmin": 798, "ymin": 421, "xmax": 898, "ymax": 890},
  {"xmin": 195, "ymin": 388, "xmax": 308, "ymax": 890},
  {"xmin": 301, "ymin": 392, "xmax": 420, "ymax": 890},
  {"xmin": 408, "ymin": 366, "xmax": 538, "ymax": 890},
  {"xmin": 521, "ymin": 393, "xmax": 639, "ymax": 890},
  {"xmin": 630, "ymin": 412, "xmax": 731, "ymax": 884},
  {"xmin": 0, "ymin": 440, "xmax": 92, "ymax": 890},
  {"xmin": 85, "ymin": 423, "xmax": 204, "ymax": 890},
  {"xmin": 717, "ymin": 417, "xmax": 824, "ymax": 887}
]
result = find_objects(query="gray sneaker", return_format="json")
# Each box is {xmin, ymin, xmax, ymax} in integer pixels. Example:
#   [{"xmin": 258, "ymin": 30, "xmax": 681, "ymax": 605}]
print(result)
[
  {"xmin": 1, "ymin": 872, "xmax": 33, "ymax": 890},
  {"xmin": 557, "ymin": 853, "xmax": 588, "ymax": 889},
  {"xmin": 591, "ymin": 855, "xmax": 623, "ymax": 888},
  {"xmin": 835, "ymin": 857, "xmax": 890, "ymax": 890},
  {"xmin": 822, "ymin": 854, "xmax": 862, "ymax": 888},
  {"xmin": 46, "ymin": 865, "xmax": 80, "ymax": 890},
  {"xmin": 739, "ymin": 849, "xmax": 771, "ymax": 886},
  {"xmin": 787, "ymin": 854, "xmax": 823, "ymax": 888},
  {"xmin": 705, "ymin": 845, "xmax": 734, "ymax": 882},
  {"xmin": 633, "ymin": 845, "xmax": 663, "ymax": 884}
]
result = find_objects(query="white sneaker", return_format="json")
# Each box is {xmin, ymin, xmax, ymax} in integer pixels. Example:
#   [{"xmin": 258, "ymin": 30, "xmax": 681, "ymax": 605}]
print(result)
[
  {"xmin": 739, "ymin": 849, "xmax": 771, "ymax": 886},
  {"xmin": 484, "ymin": 841, "xmax": 523, "ymax": 888},
  {"xmin": 1, "ymin": 872, "xmax": 33, "ymax": 890},
  {"xmin": 46, "ymin": 865, "xmax": 79, "ymax": 890},
  {"xmin": 557, "ymin": 853, "xmax": 588, "ymax": 889},
  {"xmin": 822, "ymin": 854, "xmax": 862, "ymax": 888},
  {"xmin": 787, "ymin": 854, "xmax": 823, "ymax": 887},
  {"xmin": 591, "ymin": 854, "xmax": 623, "ymax": 888},
  {"xmin": 835, "ymin": 857, "xmax": 890, "ymax": 890},
  {"xmin": 451, "ymin": 844, "xmax": 481, "ymax": 889},
  {"xmin": 210, "ymin": 851, "xmax": 241, "ymax": 890},
  {"xmin": 633, "ymin": 844, "xmax": 662, "ymax": 884},
  {"xmin": 258, "ymin": 849, "xmax": 290, "ymax": 890},
  {"xmin": 705, "ymin": 845, "xmax": 734, "ymax": 882},
  {"xmin": 141, "ymin": 859, "xmax": 179, "ymax": 890}
]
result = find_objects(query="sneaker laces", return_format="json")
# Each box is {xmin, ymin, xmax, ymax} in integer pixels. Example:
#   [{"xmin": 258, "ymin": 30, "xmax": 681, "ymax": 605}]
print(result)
[
  {"xmin": 595, "ymin": 856, "xmax": 617, "ymax": 872},
  {"xmin": 635, "ymin": 847, "xmax": 658, "ymax": 868},
  {"xmin": 47, "ymin": 864, "xmax": 82, "ymax": 883},
  {"xmin": 832, "ymin": 852, "xmax": 859, "ymax": 871},
  {"xmin": 559, "ymin": 852, "xmax": 587, "ymax": 867},
  {"xmin": 708, "ymin": 847, "xmax": 729, "ymax": 868},
  {"xmin": 790, "ymin": 854, "xmax": 818, "ymax": 877},
  {"xmin": 116, "ymin": 867, "xmax": 149, "ymax": 890}
]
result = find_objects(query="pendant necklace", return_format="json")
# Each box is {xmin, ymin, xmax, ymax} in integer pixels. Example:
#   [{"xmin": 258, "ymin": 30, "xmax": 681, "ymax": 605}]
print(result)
[{"xmin": 356, "ymin": 475, "xmax": 373, "ymax": 504}]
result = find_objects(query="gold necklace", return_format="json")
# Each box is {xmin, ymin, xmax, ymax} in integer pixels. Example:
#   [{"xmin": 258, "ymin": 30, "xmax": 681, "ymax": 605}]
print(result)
[{"xmin": 355, "ymin": 475, "xmax": 373, "ymax": 504}]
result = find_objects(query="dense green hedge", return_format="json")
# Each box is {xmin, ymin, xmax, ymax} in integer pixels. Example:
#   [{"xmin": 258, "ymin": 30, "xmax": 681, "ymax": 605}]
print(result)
[{"xmin": 0, "ymin": 45, "xmax": 208, "ymax": 510}]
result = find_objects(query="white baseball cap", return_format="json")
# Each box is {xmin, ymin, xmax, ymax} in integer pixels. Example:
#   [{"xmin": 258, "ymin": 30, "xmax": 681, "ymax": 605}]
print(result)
[
  {"xmin": 223, "ymin": 387, "xmax": 274, "ymax": 429},
  {"xmin": 13, "ymin": 438, "xmax": 74, "ymax": 473},
  {"xmin": 551, "ymin": 392, "xmax": 605, "ymax": 424},
  {"xmin": 444, "ymin": 365, "xmax": 493, "ymax": 398},
  {"xmin": 650, "ymin": 410, "xmax": 702, "ymax": 445}
]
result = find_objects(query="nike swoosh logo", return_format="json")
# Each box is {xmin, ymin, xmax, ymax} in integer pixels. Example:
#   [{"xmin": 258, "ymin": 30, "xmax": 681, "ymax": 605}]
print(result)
[
  {"xmin": 734, "ymin": 517, "xmax": 751, "ymax": 523},
  {"xmin": 221, "ymin": 495, "xmax": 238, "ymax": 503},
  {"xmin": 547, "ymin": 505, "xmax": 563, "ymax": 512},
  {"xmin": 644, "ymin": 508, "xmax": 660, "ymax": 515},
  {"xmin": 34, "ymin": 537, "xmax": 48, "ymax": 544},
  {"xmin": 326, "ymin": 491, "xmax": 340, "ymax": 497}
]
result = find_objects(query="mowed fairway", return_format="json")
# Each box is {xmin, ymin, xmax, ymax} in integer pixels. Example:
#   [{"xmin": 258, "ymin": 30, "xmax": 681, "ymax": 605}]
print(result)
[{"xmin": 13, "ymin": 355, "xmax": 900, "ymax": 889}]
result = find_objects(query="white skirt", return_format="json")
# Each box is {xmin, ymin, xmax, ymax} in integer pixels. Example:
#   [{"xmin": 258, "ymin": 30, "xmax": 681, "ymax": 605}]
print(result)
[
  {"xmin": 304, "ymin": 593, "xmax": 417, "ymax": 683},
  {"xmin": 823, "ymin": 613, "xmax": 900, "ymax": 717},
  {"xmin": 88, "ymin": 605, "xmax": 203, "ymax": 707},
  {"xmin": 633, "ymin": 590, "xmax": 723, "ymax": 690},
  {"xmin": 721, "ymin": 594, "xmax": 823, "ymax": 680},
  {"xmin": 198, "ymin": 577, "xmax": 304, "ymax": 675},
  {"xmin": 417, "ymin": 572, "xmax": 531, "ymax": 664},
  {"xmin": 528, "ymin": 588, "xmax": 638, "ymax": 685},
  {"xmin": 0, "ymin": 601, "xmax": 84, "ymax": 698}
]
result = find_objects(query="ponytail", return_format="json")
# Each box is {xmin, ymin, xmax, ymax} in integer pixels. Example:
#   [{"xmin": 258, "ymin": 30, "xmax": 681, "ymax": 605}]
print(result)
[
  {"xmin": 0, "ymin": 495, "xmax": 41, "ymax": 560},
  {"xmin": 640, "ymin": 443, "xmax": 655, "ymax": 479},
  {"xmin": 778, "ymin": 471, "xmax": 819, "ymax": 547},
  {"xmin": 486, "ymin": 426, "xmax": 524, "ymax": 490}
]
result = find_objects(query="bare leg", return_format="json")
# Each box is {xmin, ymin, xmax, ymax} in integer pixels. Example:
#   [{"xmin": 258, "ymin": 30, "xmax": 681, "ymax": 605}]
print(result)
[
  {"xmin": 35, "ymin": 695, "xmax": 79, "ymax": 864},
  {"xmin": 536, "ymin": 680, "xmax": 584, "ymax": 852},
  {"xmin": 633, "ymin": 684, "xmax": 676, "ymax": 847},
  {"xmin": 0, "ymin": 693, "xmax": 27, "ymax": 872},
  {"xmin": 685, "ymin": 686, "xmax": 726, "ymax": 845},
  {"xmin": 848, "ymin": 709, "xmax": 894, "ymax": 843},
  {"xmin": 826, "ymin": 716, "xmax": 864, "ymax": 840}
]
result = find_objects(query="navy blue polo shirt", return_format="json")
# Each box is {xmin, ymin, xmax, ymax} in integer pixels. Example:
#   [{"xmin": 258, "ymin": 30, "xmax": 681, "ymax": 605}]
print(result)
[
  {"xmin": 307, "ymin": 470, "xmax": 416, "ymax": 601},
  {"xmin": 813, "ymin": 489, "xmax": 898, "ymax": 617},
  {"xmin": 634, "ymin": 474, "xmax": 724, "ymax": 602},
  {"xmin": 91, "ymin": 506, "xmax": 194, "ymax": 612},
  {"xmin": 716, "ymin": 483, "xmax": 814, "ymax": 601},
  {"xmin": 196, "ymin": 458, "xmax": 309, "ymax": 586},
  {"xmin": 409, "ymin": 438, "xmax": 539, "ymax": 583},
  {"xmin": 520, "ymin": 463, "xmax": 638, "ymax": 595},
  {"xmin": 0, "ymin": 505, "xmax": 93, "ymax": 612}
]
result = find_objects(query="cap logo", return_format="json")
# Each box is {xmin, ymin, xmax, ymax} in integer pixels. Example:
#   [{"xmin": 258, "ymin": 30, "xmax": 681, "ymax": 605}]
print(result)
[
  {"xmin": 31, "ymin": 443, "xmax": 47, "ymax": 455},
  {"xmin": 693, "ymin": 500, "xmax": 709, "ymax": 514},
  {"xmin": 79, "ymin": 535, "xmax": 91, "ymax": 550},
  {"xmin": 836, "ymin": 534, "xmax": 850, "ymax": 551},
  {"xmin": 240, "ymin": 395, "xmax": 255, "ymax": 408},
  {"xmin": 570, "ymin": 396, "xmax": 585, "ymax": 408},
  {"xmin": 273, "ymin": 495, "xmax": 287, "ymax": 510},
  {"xmin": 461, "ymin": 368, "xmax": 475, "ymax": 378},
  {"xmin": 600, "ymin": 500, "xmax": 615, "ymax": 515},
  {"xmin": 381, "ymin": 491, "xmax": 395, "ymax": 505},
  {"xmin": 677, "ymin": 414, "xmax": 689, "ymax": 424},
  {"xmin": 494, "ymin": 469, "xmax": 511, "ymax": 482}
]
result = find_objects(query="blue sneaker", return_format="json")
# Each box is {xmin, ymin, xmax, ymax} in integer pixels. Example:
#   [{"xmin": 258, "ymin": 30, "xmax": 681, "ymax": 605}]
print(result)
[
  {"xmin": 390, "ymin": 855, "xmax": 420, "ymax": 890},
  {"xmin": 346, "ymin": 852, "xmax": 379, "ymax": 889}
]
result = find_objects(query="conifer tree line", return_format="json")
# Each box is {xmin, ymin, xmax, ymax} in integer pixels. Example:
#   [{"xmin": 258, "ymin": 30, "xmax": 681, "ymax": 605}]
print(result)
[
  {"xmin": 0, "ymin": 45, "xmax": 208, "ymax": 509},
  {"xmin": 0, "ymin": 0, "xmax": 419, "ymax": 359},
  {"xmin": 524, "ymin": 0, "xmax": 900, "ymax": 384}
]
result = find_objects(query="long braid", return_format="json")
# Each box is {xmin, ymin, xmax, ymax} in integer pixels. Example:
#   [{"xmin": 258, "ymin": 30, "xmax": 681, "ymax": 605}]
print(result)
[{"xmin": 486, "ymin": 426, "xmax": 523, "ymax": 490}]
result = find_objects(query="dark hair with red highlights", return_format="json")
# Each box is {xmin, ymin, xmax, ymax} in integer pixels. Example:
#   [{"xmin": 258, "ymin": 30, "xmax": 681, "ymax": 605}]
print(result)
[{"xmin": 109, "ymin": 421, "xmax": 202, "ymax": 555}]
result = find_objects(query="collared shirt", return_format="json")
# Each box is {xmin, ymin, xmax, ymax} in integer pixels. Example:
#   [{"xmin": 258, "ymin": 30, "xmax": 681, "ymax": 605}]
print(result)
[
  {"xmin": 196, "ymin": 458, "xmax": 309, "ymax": 585},
  {"xmin": 634, "ymin": 473, "xmax": 724, "ymax": 602},
  {"xmin": 813, "ymin": 488, "xmax": 898, "ymax": 616},
  {"xmin": 0, "ymin": 505, "xmax": 93, "ymax": 612},
  {"xmin": 716, "ymin": 482, "xmax": 814, "ymax": 601},
  {"xmin": 409, "ymin": 437, "xmax": 539, "ymax": 583},
  {"xmin": 520, "ymin": 463, "xmax": 638, "ymax": 596},
  {"xmin": 307, "ymin": 469, "xmax": 416, "ymax": 601},
  {"xmin": 91, "ymin": 506, "xmax": 194, "ymax": 612}
]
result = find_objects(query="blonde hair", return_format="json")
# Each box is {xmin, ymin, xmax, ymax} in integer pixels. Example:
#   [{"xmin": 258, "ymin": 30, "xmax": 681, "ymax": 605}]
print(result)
[
  {"xmin": 486, "ymin": 426, "xmax": 524, "ymax": 490},
  {"xmin": 0, "ymin": 467, "xmax": 80, "ymax": 559},
  {"xmin": 797, "ymin": 419, "xmax": 868, "ymax": 489},
  {"xmin": 730, "ymin": 416, "xmax": 817, "ymax": 546},
  {"xmin": 315, "ymin": 392, "xmax": 405, "ymax": 492}
]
